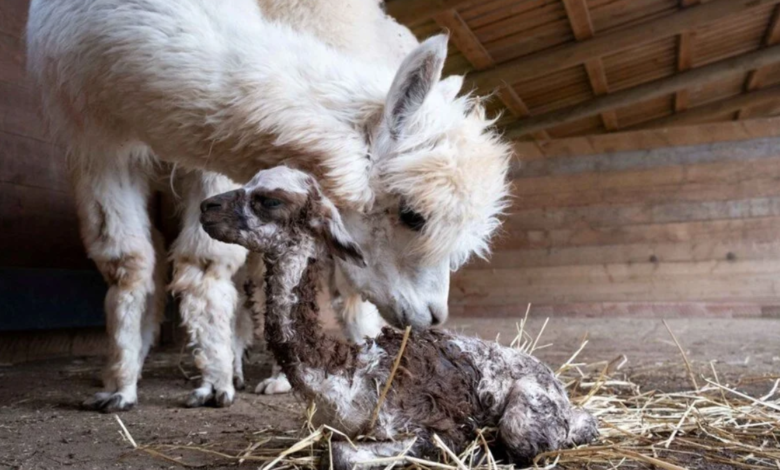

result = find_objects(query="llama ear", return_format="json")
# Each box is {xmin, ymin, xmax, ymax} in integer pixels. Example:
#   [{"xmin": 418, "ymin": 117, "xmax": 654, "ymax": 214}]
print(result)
[
  {"xmin": 384, "ymin": 34, "xmax": 448, "ymax": 137},
  {"xmin": 439, "ymin": 75, "xmax": 464, "ymax": 102},
  {"xmin": 309, "ymin": 195, "xmax": 366, "ymax": 267}
]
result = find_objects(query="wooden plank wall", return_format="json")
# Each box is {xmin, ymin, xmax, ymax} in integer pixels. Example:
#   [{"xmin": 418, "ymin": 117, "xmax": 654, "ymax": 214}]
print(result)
[
  {"xmin": 450, "ymin": 121, "xmax": 780, "ymax": 318},
  {"xmin": 0, "ymin": 0, "xmax": 90, "ymax": 270}
]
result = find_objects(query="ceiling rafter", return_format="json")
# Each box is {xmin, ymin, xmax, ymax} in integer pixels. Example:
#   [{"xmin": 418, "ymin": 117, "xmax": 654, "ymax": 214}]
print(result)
[
  {"xmin": 503, "ymin": 45, "xmax": 780, "ymax": 138},
  {"xmin": 561, "ymin": 0, "xmax": 619, "ymax": 132},
  {"xmin": 674, "ymin": 0, "xmax": 699, "ymax": 113},
  {"xmin": 466, "ymin": 0, "xmax": 780, "ymax": 93},
  {"xmin": 739, "ymin": 5, "xmax": 780, "ymax": 119},
  {"xmin": 631, "ymin": 84, "xmax": 780, "ymax": 130},
  {"xmin": 432, "ymin": 9, "xmax": 550, "ymax": 141}
]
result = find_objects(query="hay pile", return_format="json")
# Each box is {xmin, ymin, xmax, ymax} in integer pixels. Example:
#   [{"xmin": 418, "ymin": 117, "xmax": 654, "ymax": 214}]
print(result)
[{"xmin": 117, "ymin": 314, "xmax": 780, "ymax": 469}]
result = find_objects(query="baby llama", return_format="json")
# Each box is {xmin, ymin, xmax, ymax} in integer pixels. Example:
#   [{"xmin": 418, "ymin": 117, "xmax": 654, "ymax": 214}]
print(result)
[{"xmin": 199, "ymin": 166, "xmax": 598, "ymax": 468}]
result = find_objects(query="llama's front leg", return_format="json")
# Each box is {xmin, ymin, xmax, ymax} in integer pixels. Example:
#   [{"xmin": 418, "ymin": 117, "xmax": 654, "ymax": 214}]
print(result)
[
  {"xmin": 255, "ymin": 364, "xmax": 292, "ymax": 395},
  {"xmin": 75, "ymin": 147, "xmax": 161, "ymax": 412},
  {"xmin": 171, "ymin": 172, "xmax": 247, "ymax": 408},
  {"xmin": 324, "ymin": 439, "xmax": 418, "ymax": 470},
  {"xmin": 232, "ymin": 297, "xmax": 254, "ymax": 390}
]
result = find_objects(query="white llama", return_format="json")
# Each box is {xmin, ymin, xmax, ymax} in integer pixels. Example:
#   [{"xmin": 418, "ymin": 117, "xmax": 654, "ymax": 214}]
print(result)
[
  {"xmin": 26, "ymin": 0, "xmax": 511, "ymax": 412},
  {"xmin": 200, "ymin": 166, "xmax": 598, "ymax": 468}
]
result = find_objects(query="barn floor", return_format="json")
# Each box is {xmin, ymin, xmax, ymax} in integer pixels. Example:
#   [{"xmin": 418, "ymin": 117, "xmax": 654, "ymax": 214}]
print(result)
[{"xmin": 0, "ymin": 316, "xmax": 778, "ymax": 470}]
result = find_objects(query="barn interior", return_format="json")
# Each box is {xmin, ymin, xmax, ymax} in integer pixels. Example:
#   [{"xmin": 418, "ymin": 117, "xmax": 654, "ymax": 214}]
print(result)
[{"xmin": 1, "ymin": 0, "xmax": 779, "ymax": 468}]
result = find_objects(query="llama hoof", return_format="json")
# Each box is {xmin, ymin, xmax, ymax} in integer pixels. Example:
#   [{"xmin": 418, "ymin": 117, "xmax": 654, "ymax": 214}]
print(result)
[
  {"xmin": 214, "ymin": 389, "xmax": 235, "ymax": 408},
  {"xmin": 82, "ymin": 392, "xmax": 135, "ymax": 412},
  {"xmin": 185, "ymin": 385, "xmax": 235, "ymax": 408},
  {"xmin": 254, "ymin": 374, "xmax": 292, "ymax": 395},
  {"xmin": 185, "ymin": 386, "xmax": 214, "ymax": 408},
  {"xmin": 233, "ymin": 376, "xmax": 246, "ymax": 391}
]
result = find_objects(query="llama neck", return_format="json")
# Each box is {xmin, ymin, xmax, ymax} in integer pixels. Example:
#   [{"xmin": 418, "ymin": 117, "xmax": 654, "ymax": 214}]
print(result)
[
  {"xmin": 263, "ymin": 245, "xmax": 358, "ymax": 391},
  {"xmin": 224, "ymin": 22, "xmax": 391, "ymax": 210}
]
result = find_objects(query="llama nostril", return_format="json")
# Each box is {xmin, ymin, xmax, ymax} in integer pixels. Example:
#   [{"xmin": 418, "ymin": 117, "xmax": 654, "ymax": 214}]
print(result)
[
  {"xmin": 429, "ymin": 306, "xmax": 445, "ymax": 326},
  {"xmin": 200, "ymin": 199, "xmax": 222, "ymax": 213}
]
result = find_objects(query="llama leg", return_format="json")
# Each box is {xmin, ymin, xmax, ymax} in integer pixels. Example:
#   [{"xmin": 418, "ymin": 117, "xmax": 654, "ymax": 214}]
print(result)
[
  {"xmin": 497, "ymin": 379, "xmax": 573, "ymax": 464},
  {"xmin": 232, "ymin": 296, "xmax": 254, "ymax": 391},
  {"xmin": 170, "ymin": 171, "xmax": 247, "ymax": 408},
  {"xmin": 568, "ymin": 408, "xmax": 599, "ymax": 446},
  {"xmin": 138, "ymin": 229, "xmax": 168, "ymax": 373},
  {"xmin": 73, "ymin": 145, "xmax": 159, "ymax": 412},
  {"xmin": 325, "ymin": 439, "xmax": 418, "ymax": 470},
  {"xmin": 255, "ymin": 364, "xmax": 292, "ymax": 395}
]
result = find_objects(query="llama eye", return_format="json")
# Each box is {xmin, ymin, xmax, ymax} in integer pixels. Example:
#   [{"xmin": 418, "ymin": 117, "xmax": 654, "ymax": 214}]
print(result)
[
  {"xmin": 399, "ymin": 205, "xmax": 426, "ymax": 232},
  {"xmin": 257, "ymin": 196, "xmax": 283, "ymax": 209}
]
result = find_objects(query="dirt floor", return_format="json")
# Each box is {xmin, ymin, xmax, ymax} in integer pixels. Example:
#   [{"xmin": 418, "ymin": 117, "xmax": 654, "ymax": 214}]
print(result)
[{"xmin": 0, "ymin": 316, "xmax": 778, "ymax": 470}]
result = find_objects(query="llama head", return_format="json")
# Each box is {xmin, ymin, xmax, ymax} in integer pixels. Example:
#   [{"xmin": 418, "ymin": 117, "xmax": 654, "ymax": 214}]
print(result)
[
  {"xmin": 324, "ymin": 35, "xmax": 512, "ymax": 326},
  {"xmin": 200, "ymin": 166, "xmax": 365, "ymax": 268}
]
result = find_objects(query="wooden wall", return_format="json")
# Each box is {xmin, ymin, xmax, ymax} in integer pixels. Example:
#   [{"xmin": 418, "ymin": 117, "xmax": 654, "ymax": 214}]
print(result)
[
  {"xmin": 0, "ymin": 0, "xmax": 89, "ymax": 270},
  {"xmin": 0, "ymin": 0, "xmax": 110, "ymax": 337},
  {"xmin": 450, "ymin": 120, "xmax": 780, "ymax": 318}
]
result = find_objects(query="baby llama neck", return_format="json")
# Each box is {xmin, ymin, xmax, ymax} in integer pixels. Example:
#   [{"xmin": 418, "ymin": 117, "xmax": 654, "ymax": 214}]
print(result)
[{"xmin": 262, "ymin": 252, "xmax": 359, "ymax": 394}]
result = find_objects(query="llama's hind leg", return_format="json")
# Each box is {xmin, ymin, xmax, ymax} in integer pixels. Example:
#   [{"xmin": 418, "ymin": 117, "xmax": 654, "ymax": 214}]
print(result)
[
  {"xmin": 497, "ymin": 378, "xmax": 573, "ymax": 464},
  {"xmin": 138, "ymin": 229, "xmax": 168, "ymax": 374},
  {"xmin": 73, "ymin": 145, "xmax": 160, "ymax": 412},
  {"xmin": 171, "ymin": 171, "xmax": 247, "ymax": 408},
  {"xmin": 324, "ymin": 439, "xmax": 417, "ymax": 470}
]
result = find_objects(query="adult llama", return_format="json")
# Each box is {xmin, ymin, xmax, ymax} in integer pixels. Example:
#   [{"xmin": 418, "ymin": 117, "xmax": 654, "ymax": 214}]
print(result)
[{"xmin": 26, "ymin": 0, "xmax": 512, "ymax": 411}]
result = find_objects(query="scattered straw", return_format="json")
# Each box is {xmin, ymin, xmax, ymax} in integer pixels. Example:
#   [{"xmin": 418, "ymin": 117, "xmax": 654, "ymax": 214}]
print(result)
[
  {"xmin": 367, "ymin": 325, "xmax": 412, "ymax": 433},
  {"xmin": 663, "ymin": 319, "xmax": 699, "ymax": 391},
  {"xmin": 116, "ymin": 317, "xmax": 780, "ymax": 470}
]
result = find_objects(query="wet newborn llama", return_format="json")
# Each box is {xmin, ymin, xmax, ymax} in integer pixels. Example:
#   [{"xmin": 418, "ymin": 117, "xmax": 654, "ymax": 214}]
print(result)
[{"xmin": 200, "ymin": 167, "xmax": 598, "ymax": 468}]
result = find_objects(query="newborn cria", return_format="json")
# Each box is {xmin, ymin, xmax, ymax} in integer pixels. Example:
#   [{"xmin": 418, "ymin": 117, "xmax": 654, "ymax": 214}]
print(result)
[{"xmin": 200, "ymin": 167, "xmax": 598, "ymax": 468}]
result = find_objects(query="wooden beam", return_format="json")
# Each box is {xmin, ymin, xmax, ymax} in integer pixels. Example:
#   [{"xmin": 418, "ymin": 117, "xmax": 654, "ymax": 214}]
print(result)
[
  {"xmin": 504, "ymin": 44, "xmax": 780, "ymax": 138},
  {"xmin": 384, "ymin": 0, "xmax": 481, "ymax": 27},
  {"xmin": 514, "ymin": 117, "xmax": 780, "ymax": 161},
  {"xmin": 632, "ymin": 85, "xmax": 780, "ymax": 130},
  {"xmin": 562, "ymin": 0, "xmax": 619, "ymax": 131},
  {"xmin": 467, "ymin": 0, "xmax": 780, "ymax": 92},
  {"xmin": 498, "ymin": 87, "xmax": 550, "ymax": 141},
  {"xmin": 432, "ymin": 9, "xmax": 492, "ymax": 69},
  {"xmin": 512, "ymin": 117, "xmax": 780, "ymax": 160},
  {"xmin": 740, "ymin": 5, "xmax": 780, "ymax": 119},
  {"xmin": 675, "ymin": 32, "xmax": 695, "ymax": 112},
  {"xmin": 432, "ymin": 9, "xmax": 550, "ymax": 140}
]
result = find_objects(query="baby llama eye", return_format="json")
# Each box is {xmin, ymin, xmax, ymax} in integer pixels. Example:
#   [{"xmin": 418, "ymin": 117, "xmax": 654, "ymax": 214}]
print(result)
[{"xmin": 259, "ymin": 196, "xmax": 283, "ymax": 209}]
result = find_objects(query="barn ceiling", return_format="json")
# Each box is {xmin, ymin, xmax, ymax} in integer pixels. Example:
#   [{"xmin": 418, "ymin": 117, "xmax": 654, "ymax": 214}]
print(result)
[{"xmin": 385, "ymin": 0, "xmax": 780, "ymax": 140}]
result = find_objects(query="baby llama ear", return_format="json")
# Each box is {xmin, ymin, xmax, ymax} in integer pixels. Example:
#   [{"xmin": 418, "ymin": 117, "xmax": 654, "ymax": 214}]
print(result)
[
  {"xmin": 309, "ymin": 192, "xmax": 366, "ymax": 267},
  {"xmin": 385, "ymin": 34, "xmax": 449, "ymax": 137}
]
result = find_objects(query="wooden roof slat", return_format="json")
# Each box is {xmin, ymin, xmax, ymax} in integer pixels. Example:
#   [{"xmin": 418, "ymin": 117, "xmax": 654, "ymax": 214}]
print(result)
[
  {"xmin": 504, "ymin": 43, "xmax": 780, "ymax": 138},
  {"xmin": 631, "ymin": 84, "xmax": 780, "ymax": 130},
  {"xmin": 385, "ymin": 0, "xmax": 480, "ymax": 27},
  {"xmin": 675, "ymin": 31, "xmax": 695, "ymax": 112},
  {"xmin": 562, "ymin": 0, "xmax": 619, "ymax": 131},
  {"xmin": 434, "ymin": 9, "xmax": 493, "ymax": 69},
  {"xmin": 741, "ymin": 5, "xmax": 780, "ymax": 119},
  {"xmin": 433, "ymin": 8, "xmax": 550, "ymax": 140},
  {"xmin": 674, "ymin": 0, "xmax": 699, "ymax": 113},
  {"xmin": 466, "ymin": 0, "xmax": 780, "ymax": 92}
]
